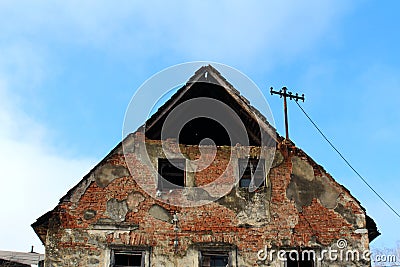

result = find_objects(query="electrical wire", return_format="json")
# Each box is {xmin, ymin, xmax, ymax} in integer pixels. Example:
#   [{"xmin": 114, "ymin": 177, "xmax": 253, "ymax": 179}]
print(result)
[{"xmin": 295, "ymin": 101, "xmax": 400, "ymax": 220}]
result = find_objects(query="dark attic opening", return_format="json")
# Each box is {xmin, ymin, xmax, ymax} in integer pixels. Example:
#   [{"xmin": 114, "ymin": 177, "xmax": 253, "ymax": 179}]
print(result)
[
  {"xmin": 179, "ymin": 117, "xmax": 230, "ymax": 145},
  {"xmin": 145, "ymin": 81, "xmax": 267, "ymax": 146}
]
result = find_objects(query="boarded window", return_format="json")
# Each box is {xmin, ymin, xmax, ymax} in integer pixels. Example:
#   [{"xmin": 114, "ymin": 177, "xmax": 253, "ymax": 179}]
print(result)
[
  {"xmin": 200, "ymin": 252, "xmax": 230, "ymax": 267},
  {"xmin": 111, "ymin": 251, "xmax": 144, "ymax": 267},
  {"xmin": 158, "ymin": 158, "xmax": 185, "ymax": 190},
  {"xmin": 238, "ymin": 158, "xmax": 265, "ymax": 188}
]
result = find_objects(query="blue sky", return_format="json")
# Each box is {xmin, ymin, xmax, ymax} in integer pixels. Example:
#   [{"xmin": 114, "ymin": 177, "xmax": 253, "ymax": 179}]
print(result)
[{"xmin": 0, "ymin": 0, "xmax": 399, "ymax": 255}]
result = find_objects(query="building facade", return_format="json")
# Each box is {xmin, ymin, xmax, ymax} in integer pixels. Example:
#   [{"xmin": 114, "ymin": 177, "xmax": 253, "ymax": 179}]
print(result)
[{"xmin": 32, "ymin": 66, "xmax": 379, "ymax": 267}]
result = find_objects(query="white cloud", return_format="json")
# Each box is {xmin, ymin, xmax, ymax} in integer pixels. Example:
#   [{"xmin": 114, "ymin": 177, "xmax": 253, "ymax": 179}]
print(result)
[
  {"xmin": 143, "ymin": 0, "xmax": 348, "ymax": 62},
  {"xmin": 0, "ymin": 1, "xmax": 351, "ymax": 65},
  {"xmin": 0, "ymin": 60, "xmax": 95, "ymax": 253}
]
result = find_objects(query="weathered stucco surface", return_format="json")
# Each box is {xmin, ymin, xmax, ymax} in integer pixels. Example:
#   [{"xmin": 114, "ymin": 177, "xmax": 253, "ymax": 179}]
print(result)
[
  {"xmin": 35, "ymin": 133, "xmax": 372, "ymax": 267},
  {"xmin": 31, "ymin": 65, "xmax": 378, "ymax": 267}
]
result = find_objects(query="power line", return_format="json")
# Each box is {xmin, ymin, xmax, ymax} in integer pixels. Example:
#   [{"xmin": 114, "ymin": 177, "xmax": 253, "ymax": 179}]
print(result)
[{"xmin": 295, "ymin": 101, "xmax": 400, "ymax": 220}]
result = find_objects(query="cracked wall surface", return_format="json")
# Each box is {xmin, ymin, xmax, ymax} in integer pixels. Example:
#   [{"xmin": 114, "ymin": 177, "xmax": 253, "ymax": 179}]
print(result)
[{"xmin": 38, "ymin": 133, "xmax": 372, "ymax": 267}]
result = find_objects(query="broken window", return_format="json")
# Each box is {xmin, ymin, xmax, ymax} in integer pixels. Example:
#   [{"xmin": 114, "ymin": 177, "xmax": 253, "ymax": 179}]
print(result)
[
  {"xmin": 200, "ymin": 251, "xmax": 230, "ymax": 267},
  {"xmin": 238, "ymin": 158, "xmax": 265, "ymax": 188},
  {"xmin": 285, "ymin": 251, "xmax": 314, "ymax": 267},
  {"xmin": 111, "ymin": 250, "xmax": 144, "ymax": 267},
  {"xmin": 158, "ymin": 158, "xmax": 185, "ymax": 190}
]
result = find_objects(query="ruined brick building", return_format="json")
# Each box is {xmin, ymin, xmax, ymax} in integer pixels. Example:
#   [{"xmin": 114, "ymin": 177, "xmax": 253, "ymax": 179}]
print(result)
[{"xmin": 32, "ymin": 65, "xmax": 379, "ymax": 266}]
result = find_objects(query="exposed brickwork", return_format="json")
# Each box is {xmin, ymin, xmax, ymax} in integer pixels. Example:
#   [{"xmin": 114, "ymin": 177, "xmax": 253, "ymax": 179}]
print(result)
[
  {"xmin": 33, "ymin": 132, "xmax": 373, "ymax": 267},
  {"xmin": 30, "ymin": 65, "xmax": 378, "ymax": 266}
]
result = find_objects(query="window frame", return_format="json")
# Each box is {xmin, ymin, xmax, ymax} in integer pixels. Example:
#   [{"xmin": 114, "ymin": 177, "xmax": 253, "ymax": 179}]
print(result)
[
  {"xmin": 110, "ymin": 249, "xmax": 145, "ymax": 267},
  {"xmin": 238, "ymin": 158, "xmax": 266, "ymax": 189},
  {"xmin": 157, "ymin": 158, "xmax": 186, "ymax": 191},
  {"xmin": 285, "ymin": 250, "xmax": 315, "ymax": 267},
  {"xmin": 199, "ymin": 250, "xmax": 232, "ymax": 267}
]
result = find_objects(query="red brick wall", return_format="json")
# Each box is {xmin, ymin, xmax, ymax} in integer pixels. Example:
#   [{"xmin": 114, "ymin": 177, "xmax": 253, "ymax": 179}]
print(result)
[{"xmin": 43, "ymin": 133, "xmax": 368, "ymax": 266}]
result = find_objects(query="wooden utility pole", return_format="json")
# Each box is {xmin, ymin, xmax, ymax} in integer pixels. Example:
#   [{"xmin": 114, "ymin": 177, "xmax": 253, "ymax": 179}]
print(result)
[{"xmin": 270, "ymin": 87, "xmax": 305, "ymax": 141}]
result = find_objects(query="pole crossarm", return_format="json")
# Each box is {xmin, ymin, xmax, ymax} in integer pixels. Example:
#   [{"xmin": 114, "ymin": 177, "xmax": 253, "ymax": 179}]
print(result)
[
  {"xmin": 270, "ymin": 87, "xmax": 305, "ymax": 102},
  {"xmin": 270, "ymin": 87, "xmax": 305, "ymax": 141}
]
